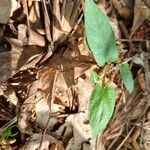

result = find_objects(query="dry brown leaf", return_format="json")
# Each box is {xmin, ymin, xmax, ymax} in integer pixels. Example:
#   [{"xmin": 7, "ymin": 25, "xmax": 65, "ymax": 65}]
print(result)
[
  {"xmin": 53, "ymin": 0, "xmax": 81, "ymax": 45},
  {"xmin": 145, "ymin": 0, "xmax": 150, "ymax": 8},
  {"xmin": 65, "ymin": 113, "xmax": 95, "ymax": 150},
  {"xmin": 0, "ymin": 138, "xmax": 16, "ymax": 150},
  {"xmin": 143, "ymin": 52, "xmax": 150, "ymax": 92},
  {"xmin": 77, "ymin": 78, "xmax": 93, "ymax": 112},
  {"xmin": 52, "ymin": 71, "xmax": 70, "ymax": 107},
  {"xmin": 137, "ymin": 71, "xmax": 147, "ymax": 93},
  {"xmin": 35, "ymin": 92, "xmax": 63, "ymax": 131},
  {"xmin": 23, "ymin": 133, "xmax": 64, "ymax": 150},
  {"xmin": 28, "ymin": 0, "xmax": 43, "ymax": 30},
  {"xmin": 18, "ymin": 80, "xmax": 38, "ymax": 134},
  {"xmin": 0, "ymin": 38, "xmax": 42, "ymax": 83},
  {"xmin": 143, "ymin": 112, "xmax": 150, "ymax": 150},
  {"xmin": 17, "ymin": 24, "xmax": 45, "ymax": 46},
  {"xmin": 0, "ymin": 92, "xmax": 16, "ymax": 121},
  {"xmin": 35, "ymin": 66, "xmax": 75, "ymax": 131},
  {"xmin": 35, "ymin": 68, "xmax": 61, "ymax": 130},
  {"xmin": 112, "ymin": 0, "xmax": 134, "ymax": 19},
  {"xmin": 0, "ymin": 0, "xmax": 20, "ymax": 23},
  {"xmin": 18, "ymin": 97, "xmax": 35, "ymax": 134},
  {"xmin": 130, "ymin": 0, "xmax": 150, "ymax": 39}
]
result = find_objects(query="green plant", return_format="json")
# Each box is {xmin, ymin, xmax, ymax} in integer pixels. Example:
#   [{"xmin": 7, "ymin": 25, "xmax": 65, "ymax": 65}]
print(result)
[
  {"xmin": 84, "ymin": 0, "xmax": 134, "ymax": 138},
  {"xmin": 119, "ymin": 63, "xmax": 134, "ymax": 93},
  {"xmin": 0, "ymin": 125, "xmax": 17, "ymax": 140}
]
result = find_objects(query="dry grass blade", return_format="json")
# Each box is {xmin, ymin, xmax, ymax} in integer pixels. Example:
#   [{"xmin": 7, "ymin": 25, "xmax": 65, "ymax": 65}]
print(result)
[{"xmin": 0, "ymin": 117, "xmax": 17, "ymax": 134}]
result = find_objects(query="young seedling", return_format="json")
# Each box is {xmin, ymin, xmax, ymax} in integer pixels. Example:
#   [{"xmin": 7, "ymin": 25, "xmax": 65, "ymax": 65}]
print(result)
[{"xmin": 84, "ymin": 0, "xmax": 134, "ymax": 138}]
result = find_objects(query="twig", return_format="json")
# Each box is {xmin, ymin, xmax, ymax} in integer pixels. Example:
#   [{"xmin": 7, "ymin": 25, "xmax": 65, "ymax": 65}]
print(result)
[
  {"xmin": 116, "ymin": 126, "xmax": 135, "ymax": 150},
  {"xmin": 38, "ymin": 111, "xmax": 60, "ymax": 150},
  {"xmin": 120, "ymin": 39, "xmax": 149, "ymax": 42},
  {"xmin": 119, "ymin": 21, "xmax": 129, "ymax": 39},
  {"xmin": 108, "ymin": 135, "xmax": 120, "ymax": 150},
  {"xmin": 140, "ymin": 102, "xmax": 150, "ymax": 149},
  {"xmin": 24, "ymin": 0, "xmax": 31, "ymax": 45},
  {"xmin": 0, "ymin": 116, "xmax": 17, "ymax": 134}
]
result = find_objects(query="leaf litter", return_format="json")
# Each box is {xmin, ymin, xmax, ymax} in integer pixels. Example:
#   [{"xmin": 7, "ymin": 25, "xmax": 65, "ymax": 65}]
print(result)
[{"xmin": 0, "ymin": 0, "xmax": 150, "ymax": 150}]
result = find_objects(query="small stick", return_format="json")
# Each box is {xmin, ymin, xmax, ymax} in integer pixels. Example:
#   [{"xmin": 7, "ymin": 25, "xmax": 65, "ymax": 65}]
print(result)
[
  {"xmin": 38, "ymin": 112, "xmax": 60, "ymax": 150},
  {"xmin": 116, "ymin": 126, "xmax": 135, "ymax": 150},
  {"xmin": 24, "ymin": 0, "xmax": 31, "ymax": 45}
]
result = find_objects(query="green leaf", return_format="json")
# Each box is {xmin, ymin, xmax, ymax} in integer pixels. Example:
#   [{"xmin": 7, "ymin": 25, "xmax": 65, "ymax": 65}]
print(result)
[
  {"xmin": 89, "ymin": 84, "xmax": 115, "ymax": 137},
  {"xmin": 84, "ymin": 0, "xmax": 118, "ymax": 67},
  {"xmin": 0, "ymin": 125, "xmax": 17, "ymax": 140},
  {"xmin": 119, "ymin": 63, "xmax": 134, "ymax": 93},
  {"xmin": 83, "ymin": 35, "xmax": 90, "ymax": 51},
  {"xmin": 90, "ymin": 71, "xmax": 101, "ymax": 84}
]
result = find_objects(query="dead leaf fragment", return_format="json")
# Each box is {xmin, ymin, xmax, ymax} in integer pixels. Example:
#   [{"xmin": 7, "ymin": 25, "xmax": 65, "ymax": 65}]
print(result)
[
  {"xmin": 23, "ymin": 133, "xmax": 64, "ymax": 150},
  {"xmin": 77, "ymin": 78, "xmax": 93, "ymax": 112},
  {"xmin": 0, "ymin": 0, "xmax": 20, "ymax": 23},
  {"xmin": 18, "ymin": 24, "xmax": 45, "ymax": 46},
  {"xmin": 130, "ymin": 0, "xmax": 150, "ymax": 39},
  {"xmin": 112, "ymin": 0, "xmax": 134, "ymax": 19}
]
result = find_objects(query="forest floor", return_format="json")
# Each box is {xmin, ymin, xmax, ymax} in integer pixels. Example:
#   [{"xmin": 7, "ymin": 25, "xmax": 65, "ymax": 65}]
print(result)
[{"xmin": 0, "ymin": 0, "xmax": 150, "ymax": 150}]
